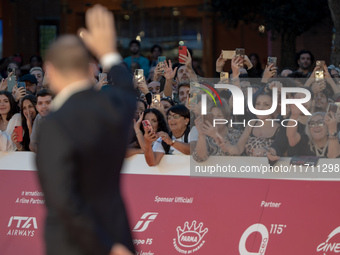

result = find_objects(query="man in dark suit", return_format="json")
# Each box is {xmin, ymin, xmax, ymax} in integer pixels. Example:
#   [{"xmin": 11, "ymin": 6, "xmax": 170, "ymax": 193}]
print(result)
[{"xmin": 36, "ymin": 5, "xmax": 135, "ymax": 255}]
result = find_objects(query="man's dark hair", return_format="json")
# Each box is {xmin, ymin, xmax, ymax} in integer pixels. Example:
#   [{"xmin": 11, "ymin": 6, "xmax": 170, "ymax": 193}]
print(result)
[
  {"xmin": 129, "ymin": 39, "xmax": 141, "ymax": 48},
  {"xmin": 295, "ymin": 50, "xmax": 314, "ymax": 67},
  {"xmin": 37, "ymin": 89, "xmax": 52, "ymax": 99},
  {"xmin": 0, "ymin": 91, "xmax": 19, "ymax": 121},
  {"xmin": 173, "ymin": 63, "xmax": 184, "ymax": 78},
  {"xmin": 177, "ymin": 82, "xmax": 190, "ymax": 94},
  {"xmin": 150, "ymin": 44, "xmax": 162, "ymax": 54}
]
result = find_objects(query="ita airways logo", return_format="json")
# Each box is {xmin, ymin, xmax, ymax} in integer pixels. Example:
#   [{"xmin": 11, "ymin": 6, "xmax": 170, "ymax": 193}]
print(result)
[
  {"xmin": 132, "ymin": 212, "xmax": 158, "ymax": 232},
  {"xmin": 173, "ymin": 220, "xmax": 208, "ymax": 254},
  {"xmin": 7, "ymin": 216, "xmax": 38, "ymax": 237},
  {"xmin": 239, "ymin": 223, "xmax": 269, "ymax": 255},
  {"xmin": 317, "ymin": 226, "xmax": 340, "ymax": 254}
]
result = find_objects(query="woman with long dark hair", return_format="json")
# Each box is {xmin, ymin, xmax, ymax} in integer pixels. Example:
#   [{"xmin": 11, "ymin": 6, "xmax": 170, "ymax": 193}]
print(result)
[
  {"xmin": 17, "ymin": 95, "xmax": 38, "ymax": 151},
  {"xmin": 133, "ymin": 108, "xmax": 169, "ymax": 151},
  {"xmin": 0, "ymin": 91, "xmax": 20, "ymax": 151}
]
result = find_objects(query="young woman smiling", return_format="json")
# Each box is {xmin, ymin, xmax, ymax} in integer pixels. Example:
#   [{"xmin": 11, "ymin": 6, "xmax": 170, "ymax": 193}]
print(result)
[{"xmin": 0, "ymin": 91, "xmax": 21, "ymax": 151}]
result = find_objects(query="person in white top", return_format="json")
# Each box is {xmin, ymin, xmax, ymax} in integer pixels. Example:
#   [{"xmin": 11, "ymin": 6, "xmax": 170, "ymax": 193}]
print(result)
[
  {"xmin": 144, "ymin": 104, "xmax": 191, "ymax": 166},
  {"xmin": 0, "ymin": 91, "xmax": 21, "ymax": 151}
]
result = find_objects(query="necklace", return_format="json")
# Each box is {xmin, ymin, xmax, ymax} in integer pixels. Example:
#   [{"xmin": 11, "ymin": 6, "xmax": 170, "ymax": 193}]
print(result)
[{"xmin": 313, "ymin": 140, "xmax": 328, "ymax": 157}]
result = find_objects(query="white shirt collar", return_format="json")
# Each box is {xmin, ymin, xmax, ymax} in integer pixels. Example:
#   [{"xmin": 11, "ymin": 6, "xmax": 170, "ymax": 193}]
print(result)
[{"xmin": 51, "ymin": 79, "xmax": 92, "ymax": 111}]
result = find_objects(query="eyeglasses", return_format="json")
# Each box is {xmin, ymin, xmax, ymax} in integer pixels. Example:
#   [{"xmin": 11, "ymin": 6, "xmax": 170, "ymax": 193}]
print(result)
[
  {"xmin": 167, "ymin": 114, "xmax": 182, "ymax": 120},
  {"xmin": 308, "ymin": 120, "xmax": 325, "ymax": 128},
  {"xmin": 161, "ymin": 97, "xmax": 174, "ymax": 104}
]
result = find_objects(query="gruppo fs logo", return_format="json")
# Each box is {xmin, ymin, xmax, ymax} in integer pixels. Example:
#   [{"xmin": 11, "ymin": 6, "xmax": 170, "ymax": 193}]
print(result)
[
  {"xmin": 173, "ymin": 220, "xmax": 208, "ymax": 254},
  {"xmin": 317, "ymin": 226, "xmax": 340, "ymax": 254},
  {"xmin": 132, "ymin": 212, "xmax": 158, "ymax": 232}
]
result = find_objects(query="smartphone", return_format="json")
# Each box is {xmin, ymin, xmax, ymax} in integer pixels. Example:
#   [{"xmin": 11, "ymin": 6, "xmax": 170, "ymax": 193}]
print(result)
[
  {"xmin": 7, "ymin": 76, "xmax": 16, "ymax": 92},
  {"xmin": 203, "ymin": 112, "xmax": 214, "ymax": 126},
  {"xmin": 222, "ymin": 50, "xmax": 235, "ymax": 59},
  {"xmin": 178, "ymin": 46, "xmax": 187, "ymax": 64},
  {"xmin": 17, "ymin": 82, "xmax": 26, "ymax": 89},
  {"xmin": 235, "ymin": 48, "xmax": 245, "ymax": 68},
  {"xmin": 315, "ymin": 70, "xmax": 324, "ymax": 82},
  {"xmin": 151, "ymin": 94, "xmax": 161, "ymax": 107},
  {"xmin": 158, "ymin": 56, "xmax": 166, "ymax": 69},
  {"xmin": 267, "ymin": 57, "xmax": 277, "ymax": 67},
  {"xmin": 316, "ymin": 60, "xmax": 325, "ymax": 70},
  {"xmin": 189, "ymin": 92, "xmax": 198, "ymax": 104},
  {"xmin": 220, "ymin": 72, "xmax": 229, "ymax": 81},
  {"xmin": 134, "ymin": 69, "xmax": 144, "ymax": 80},
  {"xmin": 142, "ymin": 120, "xmax": 154, "ymax": 133},
  {"xmin": 327, "ymin": 103, "xmax": 338, "ymax": 115},
  {"xmin": 98, "ymin": 73, "xmax": 108, "ymax": 83},
  {"xmin": 14, "ymin": 126, "xmax": 23, "ymax": 143},
  {"xmin": 7, "ymin": 67, "xmax": 15, "ymax": 76}
]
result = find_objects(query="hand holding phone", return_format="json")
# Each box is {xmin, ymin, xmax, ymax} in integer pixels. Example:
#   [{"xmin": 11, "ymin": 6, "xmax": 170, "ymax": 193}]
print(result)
[
  {"xmin": 142, "ymin": 120, "xmax": 154, "ymax": 133},
  {"xmin": 235, "ymin": 48, "xmax": 245, "ymax": 68},
  {"xmin": 158, "ymin": 56, "xmax": 166, "ymax": 70},
  {"xmin": 134, "ymin": 69, "xmax": 144, "ymax": 80},
  {"xmin": 14, "ymin": 126, "xmax": 23, "ymax": 143},
  {"xmin": 327, "ymin": 103, "xmax": 338, "ymax": 115},
  {"xmin": 267, "ymin": 57, "xmax": 277, "ymax": 67},
  {"xmin": 316, "ymin": 60, "xmax": 325, "ymax": 70},
  {"xmin": 151, "ymin": 94, "xmax": 161, "ymax": 108},
  {"xmin": 178, "ymin": 46, "xmax": 188, "ymax": 64}
]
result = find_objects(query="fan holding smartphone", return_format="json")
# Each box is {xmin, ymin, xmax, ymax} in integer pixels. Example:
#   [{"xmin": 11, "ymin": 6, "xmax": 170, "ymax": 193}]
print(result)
[{"xmin": 0, "ymin": 91, "xmax": 22, "ymax": 151}]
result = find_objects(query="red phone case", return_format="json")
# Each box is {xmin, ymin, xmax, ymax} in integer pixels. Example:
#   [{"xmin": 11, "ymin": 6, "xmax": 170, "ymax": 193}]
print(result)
[
  {"xmin": 14, "ymin": 126, "xmax": 23, "ymax": 142},
  {"xmin": 142, "ymin": 120, "xmax": 153, "ymax": 133},
  {"xmin": 178, "ymin": 46, "xmax": 187, "ymax": 64}
]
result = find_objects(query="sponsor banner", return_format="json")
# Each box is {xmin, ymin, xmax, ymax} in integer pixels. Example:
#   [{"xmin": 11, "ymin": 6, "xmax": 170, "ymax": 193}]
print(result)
[
  {"xmin": 0, "ymin": 170, "xmax": 46, "ymax": 255},
  {"xmin": 1, "ymin": 154, "xmax": 340, "ymax": 254},
  {"xmin": 122, "ymin": 173, "xmax": 340, "ymax": 254}
]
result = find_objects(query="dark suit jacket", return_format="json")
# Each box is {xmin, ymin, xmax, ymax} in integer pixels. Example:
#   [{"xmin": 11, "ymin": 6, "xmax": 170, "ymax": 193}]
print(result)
[{"xmin": 36, "ymin": 65, "xmax": 136, "ymax": 255}]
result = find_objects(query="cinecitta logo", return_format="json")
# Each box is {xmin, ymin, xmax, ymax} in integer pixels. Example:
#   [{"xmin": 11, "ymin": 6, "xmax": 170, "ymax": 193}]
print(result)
[{"xmin": 317, "ymin": 226, "xmax": 340, "ymax": 254}]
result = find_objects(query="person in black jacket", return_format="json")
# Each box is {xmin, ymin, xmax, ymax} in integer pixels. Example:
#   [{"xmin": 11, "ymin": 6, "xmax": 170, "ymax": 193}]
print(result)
[{"xmin": 36, "ymin": 5, "xmax": 135, "ymax": 255}]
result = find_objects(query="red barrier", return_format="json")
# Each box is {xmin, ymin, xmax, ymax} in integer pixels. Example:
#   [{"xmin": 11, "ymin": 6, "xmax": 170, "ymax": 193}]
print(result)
[{"xmin": 0, "ymin": 153, "xmax": 340, "ymax": 255}]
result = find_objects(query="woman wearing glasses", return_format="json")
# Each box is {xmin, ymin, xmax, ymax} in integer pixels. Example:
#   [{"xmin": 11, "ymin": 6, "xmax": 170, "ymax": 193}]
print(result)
[
  {"xmin": 291, "ymin": 112, "xmax": 340, "ymax": 157},
  {"xmin": 144, "ymin": 105, "xmax": 190, "ymax": 166}
]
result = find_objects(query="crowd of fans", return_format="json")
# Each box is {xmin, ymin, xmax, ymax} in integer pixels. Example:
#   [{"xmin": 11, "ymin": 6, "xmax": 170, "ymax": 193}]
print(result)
[{"xmin": 0, "ymin": 41, "xmax": 339, "ymax": 166}]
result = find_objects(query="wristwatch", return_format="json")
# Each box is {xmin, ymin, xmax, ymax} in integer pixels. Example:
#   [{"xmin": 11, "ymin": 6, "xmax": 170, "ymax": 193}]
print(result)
[
  {"xmin": 171, "ymin": 139, "xmax": 176, "ymax": 146},
  {"xmin": 328, "ymin": 132, "xmax": 338, "ymax": 139}
]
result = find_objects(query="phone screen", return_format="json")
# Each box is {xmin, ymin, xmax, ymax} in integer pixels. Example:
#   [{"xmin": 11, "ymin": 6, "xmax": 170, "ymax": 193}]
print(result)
[
  {"xmin": 7, "ymin": 76, "xmax": 16, "ymax": 92},
  {"xmin": 135, "ymin": 69, "xmax": 144, "ymax": 80},
  {"xmin": 235, "ymin": 48, "xmax": 245, "ymax": 68},
  {"xmin": 267, "ymin": 57, "xmax": 277, "ymax": 67}
]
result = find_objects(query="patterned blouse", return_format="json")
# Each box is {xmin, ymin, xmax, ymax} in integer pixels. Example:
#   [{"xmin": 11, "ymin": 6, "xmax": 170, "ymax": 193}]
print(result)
[{"xmin": 193, "ymin": 127, "xmax": 242, "ymax": 162}]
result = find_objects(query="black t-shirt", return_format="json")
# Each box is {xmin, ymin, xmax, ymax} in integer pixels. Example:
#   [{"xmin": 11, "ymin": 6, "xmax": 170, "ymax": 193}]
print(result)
[
  {"xmin": 271, "ymin": 121, "xmax": 307, "ymax": 157},
  {"xmin": 292, "ymin": 135, "xmax": 328, "ymax": 157}
]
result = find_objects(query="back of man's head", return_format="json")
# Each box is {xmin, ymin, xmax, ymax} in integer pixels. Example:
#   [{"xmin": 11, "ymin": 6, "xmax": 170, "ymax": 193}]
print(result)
[{"xmin": 45, "ymin": 35, "xmax": 90, "ymax": 75}]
